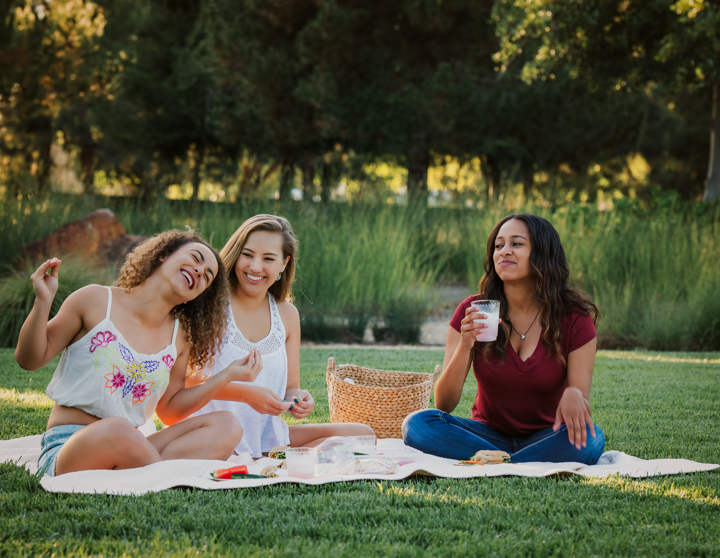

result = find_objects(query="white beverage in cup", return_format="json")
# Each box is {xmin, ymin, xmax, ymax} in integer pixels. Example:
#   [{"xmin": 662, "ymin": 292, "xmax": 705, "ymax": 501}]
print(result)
[
  {"xmin": 285, "ymin": 448, "xmax": 317, "ymax": 479},
  {"xmin": 471, "ymin": 300, "xmax": 500, "ymax": 342}
]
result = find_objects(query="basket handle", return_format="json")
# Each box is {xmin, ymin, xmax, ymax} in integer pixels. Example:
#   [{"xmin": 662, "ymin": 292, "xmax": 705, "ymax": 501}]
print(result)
[
  {"xmin": 431, "ymin": 365, "xmax": 442, "ymax": 385},
  {"xmin": 326, "ymin": 357, "xmax": 336, "ymax": 404}
]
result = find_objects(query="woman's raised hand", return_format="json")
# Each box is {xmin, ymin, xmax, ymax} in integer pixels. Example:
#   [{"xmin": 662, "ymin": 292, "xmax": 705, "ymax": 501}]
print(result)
[
  {"xmin": 553, "ymin": 386, "xmax": 596, "ymax": 450},
  {"xmin": 30, "ymin": 258, "xmax": 62, "ymax": 304},
  {"xmin": 289, "ymin": 390, "xmax": 315, "ymax": 420},
  {"xmin": 457, "ymin": 306, "xmax": 502, "ymax": 351},
  {"xmin": 243, "ymin": 385, "xmax": 293, "ymax": 415},
  {"xmin": 228, "ymin": 348, "xmax": 263, "ymax": 383}
]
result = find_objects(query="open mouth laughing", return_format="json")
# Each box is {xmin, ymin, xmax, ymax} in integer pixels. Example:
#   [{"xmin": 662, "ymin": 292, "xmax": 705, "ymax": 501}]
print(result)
[{"xmin": 181, "ymin": 269, "xmax": 196, "ymax": 289}]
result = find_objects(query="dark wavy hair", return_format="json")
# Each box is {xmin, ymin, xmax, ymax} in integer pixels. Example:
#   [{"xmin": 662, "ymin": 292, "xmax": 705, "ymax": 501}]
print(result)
[
  {"xmin": 478, "ymin": 214, "xmax": 599, "ymax": 363},
  {"xmin": 115, "ymin": 229, "xmax": 229, "ymax": 374}
]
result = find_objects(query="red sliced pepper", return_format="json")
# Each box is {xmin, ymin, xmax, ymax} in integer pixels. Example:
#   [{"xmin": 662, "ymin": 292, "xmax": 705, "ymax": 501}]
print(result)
[{"xmin": 213, "ymin": 465, "xmax": 249, "ymax": 479}]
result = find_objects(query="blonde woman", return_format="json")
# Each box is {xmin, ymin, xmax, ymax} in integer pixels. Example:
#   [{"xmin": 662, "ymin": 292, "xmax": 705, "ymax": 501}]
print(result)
[{"xmin": 191, "ymin": 214, "xmax": 373, "ymax": 457}]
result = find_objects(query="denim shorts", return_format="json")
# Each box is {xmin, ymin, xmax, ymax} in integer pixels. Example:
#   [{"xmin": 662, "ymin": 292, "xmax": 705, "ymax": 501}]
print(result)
[{"xmin": 38, "ymin": 424, "xmax": 85, "ymax": 477}]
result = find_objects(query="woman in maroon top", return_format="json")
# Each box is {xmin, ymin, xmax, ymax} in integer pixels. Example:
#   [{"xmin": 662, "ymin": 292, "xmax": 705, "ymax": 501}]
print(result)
[{"xmin": 402, "ymin": 214, "xmax": 605, "ymax": 464}]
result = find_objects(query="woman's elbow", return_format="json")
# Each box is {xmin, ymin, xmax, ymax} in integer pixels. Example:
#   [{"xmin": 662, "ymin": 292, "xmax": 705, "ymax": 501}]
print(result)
[{"xmin": 14, "ymin": 351, "xmax": 39, "ymax": 372}]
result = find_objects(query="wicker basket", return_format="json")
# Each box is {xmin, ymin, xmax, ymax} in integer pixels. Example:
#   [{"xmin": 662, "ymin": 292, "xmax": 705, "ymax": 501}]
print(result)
[{"xmin": 326, "ymin": 357, "xmax": 442, "ymax": 439}]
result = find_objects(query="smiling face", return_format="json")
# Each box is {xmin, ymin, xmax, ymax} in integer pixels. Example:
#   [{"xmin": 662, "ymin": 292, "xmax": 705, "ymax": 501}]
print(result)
[
  {"xmin": 234, "ymin": 230, "xmax": 289, "ymax": 296},
  {"xmin": 492, "ymin": 218, "xmax": 534, "ymax": 284},
  {"xmin": 163, "ymin": 242, "xmax": 218, "ymax": 301}
]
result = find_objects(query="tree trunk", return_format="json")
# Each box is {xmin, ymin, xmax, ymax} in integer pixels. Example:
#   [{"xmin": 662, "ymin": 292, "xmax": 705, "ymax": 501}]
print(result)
[
  {"xmin": 522, "ymin": 163, "xmax": 534, "ymax": 198},
  {"xmin": 302, "ymin": 155, "xmax": 315, "ymax": 201},
  {"xmin": 190, "ymin": 144, "xmax": 205, "ymax": 203},
  {"xmin": 80, "ymin": 141, "xmax": 95, "ymax": 194},
  {"xmin": 406, "ymin": 142, "xmax": 429, "ymax": 205},
  {"xmin": 279, "ymin": 158, "xmax": 295, "ymax": 202},
  {"xmin": 703, "ymin": 83, "xmax": 720, "ymax": 202},
  {"xmin": 320, "ymin": 161, "xmax": 331, "ymax": 204},
  {"xmin": 78, "ymin": 102, "xmax": 95, "ymax": 195},
  {"xmin": 482, "ymin": 155, "xmax": 501, "ymax": 205}
]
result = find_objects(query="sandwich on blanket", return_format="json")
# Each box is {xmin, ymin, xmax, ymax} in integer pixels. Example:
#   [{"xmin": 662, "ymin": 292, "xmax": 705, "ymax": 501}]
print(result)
[{"xmin": 459, "ymin": 450, "xmax": 512, "ymax": 465}]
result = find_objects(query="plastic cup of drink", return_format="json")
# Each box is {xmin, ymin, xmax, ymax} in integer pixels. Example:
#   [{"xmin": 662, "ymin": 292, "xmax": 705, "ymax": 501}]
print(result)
[
  {"xmin": 352, "ymin": 435, "xmax": 377, "ymax": 456},
  {"xmin": 285, "ymin": 448, "xmax": 317, "ymax": 479},
  {"xmin": 470, "ymin": 300, "xmax": 500, "ymax": 342}
]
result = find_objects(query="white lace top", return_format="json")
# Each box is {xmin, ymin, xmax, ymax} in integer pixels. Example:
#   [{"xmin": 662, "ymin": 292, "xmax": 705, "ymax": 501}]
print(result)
[
  {"xmin": 46, "ymin": 287, "xmax": 177, "ymax": 427},
  {"xmin": 191, "ymin": 294, "xmax": 289, "ymax": 457}
]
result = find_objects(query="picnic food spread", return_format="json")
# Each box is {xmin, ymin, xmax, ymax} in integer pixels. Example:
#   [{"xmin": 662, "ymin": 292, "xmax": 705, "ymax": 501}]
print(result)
[
  {"xmin": 458, "ymin": 450, "xmax": 512, "ymax": 465},
  {"xmin": 210, "ymin": 465, "xmax": 267, "ymax": 480},
  {"xmin": 261, "ymin": 465, "xmax": 279, "ymax": 478},
  {"xmin": 269, "ymin": 446, "xmax": 290, "ymax": 460}
]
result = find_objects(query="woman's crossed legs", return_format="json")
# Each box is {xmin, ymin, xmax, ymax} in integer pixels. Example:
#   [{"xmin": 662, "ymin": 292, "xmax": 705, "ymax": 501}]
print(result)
[
  {"xmin": 48, "ymin": 411, "xmax": 242, "ymax": 476},
  {"xmin": 402, "ymin": 409, "xmax": 605, "ymax": 465}
]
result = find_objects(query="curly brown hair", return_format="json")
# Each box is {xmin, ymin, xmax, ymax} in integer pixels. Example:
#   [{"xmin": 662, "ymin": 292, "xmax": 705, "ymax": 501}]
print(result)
[
  {"xmin": 220, "ymin": 214, "xmax": 298, "ymax": 302},
  {"xmin": 479, "ymin": 214, "xmax": 600, "ymax": 364},
  {"xmin": 115, "ymin": 229, "xmax": 229, "ymax": 373}
]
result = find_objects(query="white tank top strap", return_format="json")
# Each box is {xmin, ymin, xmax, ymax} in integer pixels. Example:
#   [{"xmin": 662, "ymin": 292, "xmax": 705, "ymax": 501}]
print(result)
[
  {"xmin": 171, "ymin": 317, "xmax": 180, "ymax": 345},
  {"xmin": 105, "ymin": 286, "xmax": 113, "ymax": 320},
  {"xmin": 268, "ymin": 293, "xmax": 285, "ymax": 337}
]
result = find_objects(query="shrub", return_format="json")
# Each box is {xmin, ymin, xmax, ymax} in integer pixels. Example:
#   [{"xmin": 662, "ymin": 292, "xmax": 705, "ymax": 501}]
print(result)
[{"xmin": 0, "ymin": 259, "xmax": 115, "ymax": 348}]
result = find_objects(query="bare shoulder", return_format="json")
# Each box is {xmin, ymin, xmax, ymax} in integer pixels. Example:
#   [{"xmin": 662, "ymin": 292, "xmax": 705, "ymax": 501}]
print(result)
[
  {"xmin": 62, "ymin": 284, "xmax": 109, "ymax": 316},
  {"xmin": 276, "ymin": 300, "xmax": 300, "ymax": 330}
]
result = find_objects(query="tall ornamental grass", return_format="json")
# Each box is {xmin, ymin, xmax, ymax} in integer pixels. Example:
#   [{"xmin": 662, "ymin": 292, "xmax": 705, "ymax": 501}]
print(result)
[
  {"xmin": 2, "ymin": 192, "xmax": 719, "ymax": 350},
  {"xmin": 0, "ymin": 258, "xmax": 116, "ymax": 348},
  {"xmin": 295, "ymin": 208, "xmax": 438, "ymax": 342},
  {"xmin": 456, "ymin": 206, "xmax": 720, "ymax": 351},
  {"xmin": 0, "ymin": 196, "xmax": 438, "ymax": 344}
]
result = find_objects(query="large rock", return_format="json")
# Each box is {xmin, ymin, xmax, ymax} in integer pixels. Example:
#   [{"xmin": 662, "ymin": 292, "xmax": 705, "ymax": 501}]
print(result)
[{"xmin": 17, "ymin": 209, "xmax": 145, "ymax": 269}]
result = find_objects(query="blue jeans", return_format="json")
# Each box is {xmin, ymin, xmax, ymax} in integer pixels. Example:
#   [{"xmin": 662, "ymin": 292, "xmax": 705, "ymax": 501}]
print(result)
[
  {"xmin": 402, "ymin": 409, "xmax": 605, "ymax": 465},
  {"xmin": 37, "ymin": 424, "xmax": 85, "ymax": 477}
]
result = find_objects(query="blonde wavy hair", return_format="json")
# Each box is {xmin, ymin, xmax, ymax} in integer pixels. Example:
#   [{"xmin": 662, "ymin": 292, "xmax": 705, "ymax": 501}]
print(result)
[
  {"xmin": 220, "ymin": 214, "xmax": 298, "ymax": 302},
  {"xmin": 115, "ymin": 229, "xmax": 229, "ymax": 373}
]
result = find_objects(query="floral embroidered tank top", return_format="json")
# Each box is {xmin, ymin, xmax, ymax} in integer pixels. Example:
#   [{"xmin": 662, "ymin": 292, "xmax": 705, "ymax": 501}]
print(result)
[{"xmin": 45, "ymin": 287, "xmax": 178, "ymax": 427}]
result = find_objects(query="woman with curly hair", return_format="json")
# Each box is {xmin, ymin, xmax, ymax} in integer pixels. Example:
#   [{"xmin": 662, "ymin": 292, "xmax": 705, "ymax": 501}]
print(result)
[
  {"xmin": 15, "ymin": 229, "xmax": 259, "ymax": 476},
  {"xmin": 190, "ymin": 214, "xmax": 373, "ymax": 457},
  {"xmin": 403, "ymin": 214, "xmax": 606, "ymax": 464}
]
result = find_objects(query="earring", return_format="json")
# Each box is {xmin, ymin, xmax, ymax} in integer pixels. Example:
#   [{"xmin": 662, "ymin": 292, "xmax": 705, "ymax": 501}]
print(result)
[{"xmin": 276, "ymin": 273, "xmax": 282, "ymax": 282}]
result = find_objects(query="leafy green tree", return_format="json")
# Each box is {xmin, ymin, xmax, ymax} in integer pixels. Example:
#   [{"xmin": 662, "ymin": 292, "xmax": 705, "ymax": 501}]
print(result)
[
  {"xmin": 0, "ymin": 0, "xmax": 108, "ymax": 194},
  {"xmin": 295, "ymin": 0, "xmax": 499, "ymax": 203},
  {"xmin": 92, "ymin": 0, "xmax": 224, "ymax": 200},
  {"xmin": 199, "ymin": 0, "xmax": 326, "ymax": 202},
  {"xmin": 495, "ymin": 0, "xmax": 720, "ymax": 200}
]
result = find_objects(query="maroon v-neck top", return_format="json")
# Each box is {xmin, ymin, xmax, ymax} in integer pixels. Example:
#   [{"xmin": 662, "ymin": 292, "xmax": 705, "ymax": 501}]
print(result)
[{"xmin": 450, "ymin": 295, "xmax": 597, "ymax": 436}]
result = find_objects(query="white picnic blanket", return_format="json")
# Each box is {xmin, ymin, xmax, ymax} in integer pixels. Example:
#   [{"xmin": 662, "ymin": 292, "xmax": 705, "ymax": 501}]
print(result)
[{"xmin": 1, "ymin": 428, "xmax": 717, "ymax": 496}]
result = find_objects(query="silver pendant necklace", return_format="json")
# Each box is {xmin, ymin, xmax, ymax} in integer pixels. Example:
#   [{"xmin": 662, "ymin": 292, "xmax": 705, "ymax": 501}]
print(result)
[{"xmin": 518, "ymin": 310, "xmax": 540, "ymax": 340}]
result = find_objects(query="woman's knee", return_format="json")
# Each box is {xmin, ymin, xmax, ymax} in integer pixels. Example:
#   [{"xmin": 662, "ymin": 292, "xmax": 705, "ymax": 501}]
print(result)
[
  {"xmin": 211, "ymin": 411, "xmax": 244, "ymax": 448},
  {"xmin": 585, "ymin": 424, "xmax": 606, "ymax": 464},
  {"xmin": 401, "ymin": 409, "xmax": 443, "ymax": 442}
]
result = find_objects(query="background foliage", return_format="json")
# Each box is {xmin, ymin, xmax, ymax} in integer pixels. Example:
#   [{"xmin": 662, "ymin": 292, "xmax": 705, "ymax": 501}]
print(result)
[
  {"xmin": 1, "ymin": 194, "xmax": 718, "ymax": 349},
  {"xmin": 2, "ymin": 0, "xmax": 719, "ymax": 203}
]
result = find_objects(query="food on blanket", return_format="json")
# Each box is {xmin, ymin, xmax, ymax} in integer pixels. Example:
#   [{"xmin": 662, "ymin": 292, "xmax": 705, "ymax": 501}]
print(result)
[
  {"xmin": 211, "ymin": 465, "xmax": 266, "ymax": 480},
  {"xmin": 261, "ymin": 465, "xmax": 279, "ymax": 478},
  {"xmin": 468, "ymin": 450, "xmax": 511, "ymax": 464},
  {"xmin": 269, "ymin": 446, "xmax": 291, "ymax": 460},
  {"xmin": 212, "ymin": 465, "xmax": 248, "ymax": 479}
]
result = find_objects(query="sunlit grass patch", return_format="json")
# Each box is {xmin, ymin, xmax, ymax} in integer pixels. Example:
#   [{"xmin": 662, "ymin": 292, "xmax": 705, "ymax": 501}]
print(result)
[{"xmin": 0, "ymin": 347, "xmax": 718, "ymax": 556}]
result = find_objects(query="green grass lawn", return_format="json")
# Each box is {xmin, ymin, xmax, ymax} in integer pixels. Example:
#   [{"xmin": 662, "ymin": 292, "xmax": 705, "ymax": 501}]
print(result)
[{"xmin": 1, "ymin": 347, "xmax": 719, "ymax": 557}]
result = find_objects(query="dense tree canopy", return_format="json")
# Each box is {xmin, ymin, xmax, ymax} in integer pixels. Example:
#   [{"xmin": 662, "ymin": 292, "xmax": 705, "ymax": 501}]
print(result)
[{"xmin": 0, "ymin": 0, "xmax": 716, "ymax": 203}]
